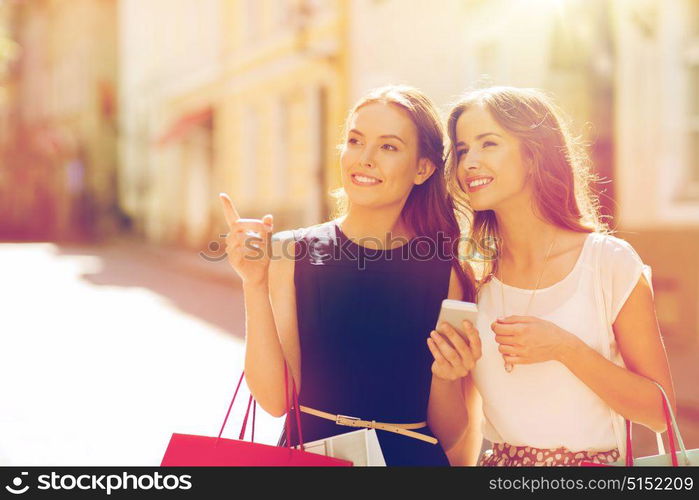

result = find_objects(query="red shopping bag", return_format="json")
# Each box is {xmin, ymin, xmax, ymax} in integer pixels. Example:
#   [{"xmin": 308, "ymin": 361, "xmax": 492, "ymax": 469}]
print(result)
[
  {"xmin": 581, "ymin": 382, "xmax": 680, "ymax": 467},
  {"xmin": 161, "ymin": 365, "xmax": 352, "ymax": 466}
]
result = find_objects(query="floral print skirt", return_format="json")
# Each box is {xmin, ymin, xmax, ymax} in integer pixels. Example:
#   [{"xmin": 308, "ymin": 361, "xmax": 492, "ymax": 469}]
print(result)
[{"xmin": 478, "ymin": 442, "xmax": 620, "ymax": 466}]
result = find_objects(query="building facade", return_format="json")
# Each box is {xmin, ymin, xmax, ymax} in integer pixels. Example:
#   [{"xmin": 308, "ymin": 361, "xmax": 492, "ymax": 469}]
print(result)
[
  {"xmin": 118, "ymin": 0, "xmax": 348, "ymax": 249},
  {"xmin": 613, "ymin": 0, "xmax": 699, "ymax": 347}
]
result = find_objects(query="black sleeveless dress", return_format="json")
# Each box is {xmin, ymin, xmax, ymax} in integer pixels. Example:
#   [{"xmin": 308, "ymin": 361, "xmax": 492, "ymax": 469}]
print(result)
[{"xmin": 277, "ymin": 220, "xmax": 452, "ymax": 465}]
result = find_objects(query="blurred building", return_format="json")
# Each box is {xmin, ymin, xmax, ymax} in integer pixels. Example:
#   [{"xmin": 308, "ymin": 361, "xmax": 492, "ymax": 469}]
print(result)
[
  {"xmin": 0, "ymin": 1, "xmax": 19, "ymax": 173},
  {"xmin": 2, "ymin": 0, "xmax": 698, "ymax": 351},
  {"xmin": 0, "ymin": 0, "xmax": 119, "ymax": 241},
  {"xmin": 118, "ymin": 0, "xmax": 348, "ymax": 249},
  {"xmin": 613, "ymin": 0, "xmax": 699, "ymax": 351},
  {"xmin": 349, "ymin": 0, "xmax": 616, "ymax": 209}
]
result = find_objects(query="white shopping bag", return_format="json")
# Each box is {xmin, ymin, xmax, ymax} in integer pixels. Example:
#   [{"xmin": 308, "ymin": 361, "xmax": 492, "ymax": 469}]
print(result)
[{"xmin": 298, "ymin": 428, "xmax": 386, "ymax": 466}]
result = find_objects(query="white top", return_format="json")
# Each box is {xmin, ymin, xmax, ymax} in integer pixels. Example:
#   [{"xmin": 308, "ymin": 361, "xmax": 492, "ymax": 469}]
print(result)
[{"xmin": 471, "ymin": 232, "xmax": 651, "ymax": 452}]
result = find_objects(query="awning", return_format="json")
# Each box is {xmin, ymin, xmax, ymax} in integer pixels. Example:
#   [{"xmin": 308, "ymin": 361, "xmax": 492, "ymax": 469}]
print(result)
[{"xmin": 156, "ymin": 107, "xmax": 212, "ymax": 147}]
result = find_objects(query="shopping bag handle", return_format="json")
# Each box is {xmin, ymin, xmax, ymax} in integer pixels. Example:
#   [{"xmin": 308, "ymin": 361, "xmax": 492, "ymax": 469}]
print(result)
[
  {"xmin": 625, "ymin": 380, "xmax": 689, "ymax": 466},
  {"xmin": 216, "ymin": 361, "xmax": 304, "ymax": 450},
  {"xmin": 238, "ymin": 393, "xmax": 255, "ymax": 442},
  {"xmin": 283, "ymin": 363, "xmax": 305, "ymax": 450},
  {"xmin": 592, "ymin": 239, "xmax": 688, "ymax": 466}
]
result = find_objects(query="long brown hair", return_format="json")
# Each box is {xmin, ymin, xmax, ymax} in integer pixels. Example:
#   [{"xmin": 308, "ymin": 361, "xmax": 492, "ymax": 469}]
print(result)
[
  {"xmin": 333, "ymin": 85, "xmax": 476, "ymax": 301},
  {"xmin": 445, "ymin": 86, "xmax": 607, "ymax": 287}
]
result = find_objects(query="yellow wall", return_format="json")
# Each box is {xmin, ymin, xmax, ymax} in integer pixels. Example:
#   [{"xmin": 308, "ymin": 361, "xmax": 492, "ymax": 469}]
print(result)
[{"xmin": 139, "ymin": 0, "xmax": 349, "ymax": 245}]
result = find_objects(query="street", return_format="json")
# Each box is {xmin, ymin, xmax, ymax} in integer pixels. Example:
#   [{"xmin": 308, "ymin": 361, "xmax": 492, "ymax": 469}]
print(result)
[{"xmin": 0, "ymin": 241, "xmax": 284, "ymax": 466}]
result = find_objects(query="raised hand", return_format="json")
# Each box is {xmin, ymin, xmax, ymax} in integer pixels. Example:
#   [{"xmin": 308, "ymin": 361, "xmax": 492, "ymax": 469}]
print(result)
[{"xmin": 219, "ymin": 192, "xmax": 274, "ymax": 286}]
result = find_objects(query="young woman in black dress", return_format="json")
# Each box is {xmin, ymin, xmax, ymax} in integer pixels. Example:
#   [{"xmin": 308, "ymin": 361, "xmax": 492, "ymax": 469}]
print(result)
[{"xmin": 219, "ymin": 85, "xmax": 483, "ymax": 465}]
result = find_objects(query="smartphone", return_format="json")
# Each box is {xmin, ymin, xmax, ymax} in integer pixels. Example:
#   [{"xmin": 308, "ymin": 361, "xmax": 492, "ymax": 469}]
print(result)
[{"xmin": 435, "ymin": 299, "xmax": 478, "ymax": 340}]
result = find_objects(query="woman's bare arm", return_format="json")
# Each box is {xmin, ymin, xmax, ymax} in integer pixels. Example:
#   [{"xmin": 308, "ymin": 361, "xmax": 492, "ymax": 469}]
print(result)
[
  {"xmin": 427, "ymin": 267, "xmax": 483, "ymax": 463},
  {"xmin": 557, "ymin": 275, "xmax": 676, "ymax": 433},
  {"xmin": 443, "ymin": 374, "xmax": 483, "ymax": 466},
  {"xmin": 219, "ymin": 194, "xmax": 301, "ymax": 417},
  {"xmin": 243, "ymin": 233, "xmax": 301, "ymax": 417}
]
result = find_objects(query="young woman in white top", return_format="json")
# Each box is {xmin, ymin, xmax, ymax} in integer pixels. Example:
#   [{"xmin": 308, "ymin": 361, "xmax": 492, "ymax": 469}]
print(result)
[{"xmin": 436, "ymin": 86, "xmax": 676, "ymax": 466}]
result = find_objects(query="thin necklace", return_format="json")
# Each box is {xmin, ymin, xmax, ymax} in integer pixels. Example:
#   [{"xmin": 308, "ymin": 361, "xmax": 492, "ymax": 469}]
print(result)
[{"xmin": 498, "ymin": 233, "xmax": 557, "ymax": 373}]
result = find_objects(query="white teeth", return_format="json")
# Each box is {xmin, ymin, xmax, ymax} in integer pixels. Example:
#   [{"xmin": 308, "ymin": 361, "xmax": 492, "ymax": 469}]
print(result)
[
  {"xmin": 354, "ymin": 175, "xmax": 380, "ymax": 184},
  {"xmin": 469, "ymin": 178, "xmax": 492, "ymax": 188}
]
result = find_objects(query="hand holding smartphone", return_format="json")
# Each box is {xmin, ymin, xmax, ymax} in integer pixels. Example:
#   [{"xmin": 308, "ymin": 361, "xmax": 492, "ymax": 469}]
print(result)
[
  {"xmin": 435, "ymin": 299, "xmax": 478, "ymax": 339},
  {"xmin": 428, "ymin": 300, "xmax": 482, "ymax": 381}
]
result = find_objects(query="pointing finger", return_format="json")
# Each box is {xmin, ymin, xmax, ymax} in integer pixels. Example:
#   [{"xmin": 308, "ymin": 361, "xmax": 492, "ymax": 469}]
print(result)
[{"xmin": 219, "ymin": 193, "xmax": 241, "ymax": 228}]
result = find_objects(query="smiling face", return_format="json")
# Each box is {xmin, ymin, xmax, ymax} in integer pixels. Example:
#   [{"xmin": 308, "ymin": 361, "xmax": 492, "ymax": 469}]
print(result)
[
  {"xmin": 340, "ymin": 102, "xmax": 433, "ymax": 211},
  {"xmin": 454, "ymin": 103, "xmax": 533, "ymax": 212}
]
